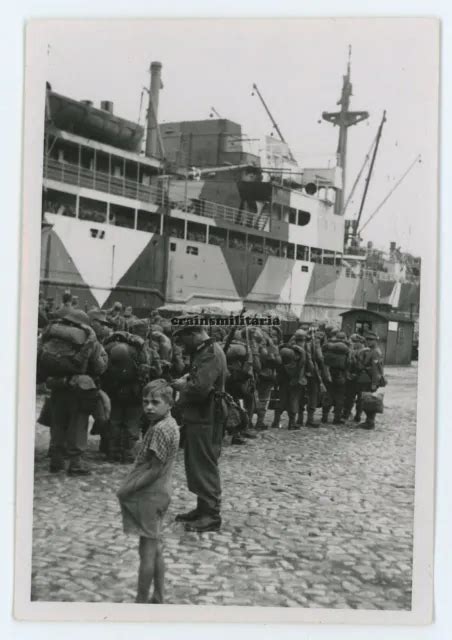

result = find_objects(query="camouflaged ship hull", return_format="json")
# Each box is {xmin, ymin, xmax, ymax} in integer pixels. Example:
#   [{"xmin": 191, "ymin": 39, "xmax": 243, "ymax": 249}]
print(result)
[{"xmin": 40, "ymin": 213, "xmax": 419, "ymax": 321}]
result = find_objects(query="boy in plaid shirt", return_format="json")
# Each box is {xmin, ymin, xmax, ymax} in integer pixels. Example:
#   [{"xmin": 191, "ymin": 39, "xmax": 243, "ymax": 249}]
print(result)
[{"xmin": 117, "ymin": 379, "xmax": 179, "ymax": 603}]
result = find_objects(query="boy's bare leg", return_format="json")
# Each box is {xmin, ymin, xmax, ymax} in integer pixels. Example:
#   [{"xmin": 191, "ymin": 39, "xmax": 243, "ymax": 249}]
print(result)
[
  {"xmin": 150, "ymin": 542, "xmax": 165, "ymax": 603},
  {"xmin": 136, "ymin": 537, "xmax": 157, "ymax": 603}
]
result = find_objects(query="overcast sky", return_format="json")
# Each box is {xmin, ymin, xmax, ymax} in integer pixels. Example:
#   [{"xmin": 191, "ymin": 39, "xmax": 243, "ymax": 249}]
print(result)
[{"xmin": 44, "ymin": 18, "xmax": 438, "ymax": 257}]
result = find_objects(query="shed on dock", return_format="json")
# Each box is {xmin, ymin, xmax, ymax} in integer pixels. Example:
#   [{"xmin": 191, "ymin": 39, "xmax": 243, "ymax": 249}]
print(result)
[{"xmin": 340, "ymin": 308, "xmax": 414, "ymax": 365}]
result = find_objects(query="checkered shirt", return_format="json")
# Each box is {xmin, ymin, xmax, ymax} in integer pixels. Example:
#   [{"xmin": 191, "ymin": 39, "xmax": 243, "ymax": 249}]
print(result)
[{"xmin": 134, "ymin": 414, "xmax": 180, "ymax": 466}]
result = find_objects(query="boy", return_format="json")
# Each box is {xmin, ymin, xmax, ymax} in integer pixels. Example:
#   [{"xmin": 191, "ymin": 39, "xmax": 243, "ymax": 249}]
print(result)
[{"xmin": 117, "ymin": 379, "xmax": 180, "ymax": 603}]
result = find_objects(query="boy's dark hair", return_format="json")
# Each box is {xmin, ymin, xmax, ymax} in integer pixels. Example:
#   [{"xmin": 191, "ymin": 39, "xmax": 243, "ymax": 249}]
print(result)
[
  {"xmin": 143, "ymin": 379, "xmax": 174, "ymax": 407},
  {"xmin": 62, "ymin": 291, "xmax": 72, "ymax": 304}
]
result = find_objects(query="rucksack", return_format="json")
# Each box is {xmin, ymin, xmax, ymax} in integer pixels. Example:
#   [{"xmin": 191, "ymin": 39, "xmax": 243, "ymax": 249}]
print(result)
[
  {"xmin": 323, "ymin": 340, "xmax": 349, "ymax": 370},
  {"xmin": 103, "ymin": 332, "xmax": 148, "ymax": 385},
  {"xmin": 37, "ymin": 321, "xmax": 95, "ymax": 380},
  {"xmin": 215, "ymin": 391, "xmax": 249, "ymax": 436}
]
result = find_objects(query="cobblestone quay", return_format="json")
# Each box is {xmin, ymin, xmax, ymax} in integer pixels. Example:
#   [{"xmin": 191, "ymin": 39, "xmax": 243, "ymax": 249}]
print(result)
[{"xmin": 31, "ymin": 365, "xmax": 417, "ymax": 609}]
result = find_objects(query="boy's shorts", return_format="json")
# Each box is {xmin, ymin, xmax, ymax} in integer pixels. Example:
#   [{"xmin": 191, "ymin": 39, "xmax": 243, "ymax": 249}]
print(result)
[{"xmin": 120, "ymin": 494, "xmax": 167, "ymax": 540}]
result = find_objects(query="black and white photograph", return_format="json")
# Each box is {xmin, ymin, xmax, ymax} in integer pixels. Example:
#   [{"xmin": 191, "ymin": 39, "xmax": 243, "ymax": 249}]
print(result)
[{"xmin": 14, "ymin": 17, "xmax": 438, "ymax": 624}]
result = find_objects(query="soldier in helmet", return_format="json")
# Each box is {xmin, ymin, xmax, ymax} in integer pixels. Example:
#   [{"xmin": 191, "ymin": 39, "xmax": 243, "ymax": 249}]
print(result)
[
  {"xmin": 321, "ymin": 330, "xmax": 350, "ymax": 425},
  {"xmin": 101, "ymin": 319, "xmax": 152, "ymax": 463},
  {"xmin": 223, "ymin": 327, "xmax": 260, "ymax": 444},
  {"xmin": 272, "ymin": 331, "xmax": 307, "ymax": 430},
  {"xmin": 356, "ymin": 331, "xmax": 386, "ymax": 429},
  {"xmin": 343, "ymin": 333, "xmax": 366, "ymax": 421},
  {"xmin": 303, "ymin": 326, "xmax": 328, "ymax": 428},
  {"xmin": 37, "ymin": 307, "xmax": 108, "ymax": 475},
  {"xmin": 253, "ymin": 328, "xmax": 281, "ymax": 430}
]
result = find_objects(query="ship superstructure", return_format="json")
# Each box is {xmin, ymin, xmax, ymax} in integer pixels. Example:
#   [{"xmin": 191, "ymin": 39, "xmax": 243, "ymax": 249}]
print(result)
[{"xmin": 40, "ymin": 59, "xmax": 420, "ymax": 322}]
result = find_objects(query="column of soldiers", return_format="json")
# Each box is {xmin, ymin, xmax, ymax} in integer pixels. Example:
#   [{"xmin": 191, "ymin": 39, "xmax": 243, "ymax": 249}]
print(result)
[{"xmin": 36, "ymin": 301, "xmax": 385, "ymax": 528}]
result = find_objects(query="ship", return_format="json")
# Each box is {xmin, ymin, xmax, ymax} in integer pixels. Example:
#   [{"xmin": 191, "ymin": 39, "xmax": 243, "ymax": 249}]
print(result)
[{"xmin": 40, "ymin": 58, "xmax": 420, "ymax": 324}]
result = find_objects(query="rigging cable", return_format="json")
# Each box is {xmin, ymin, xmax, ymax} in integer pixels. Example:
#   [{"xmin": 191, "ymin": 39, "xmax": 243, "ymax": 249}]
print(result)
[{"xmin": 359, "ymin": 154, "xmax": 422, "ymax": 234}]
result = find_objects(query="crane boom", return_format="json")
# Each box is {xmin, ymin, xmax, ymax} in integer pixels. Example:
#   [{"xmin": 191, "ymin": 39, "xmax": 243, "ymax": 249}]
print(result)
[
  {"xmin": 354, "ymin": 110, "xmax": 386, "ymax": 232},
  {"xmin": 252, "ymin": 83, "xmax": 296, "ymax": 162}
]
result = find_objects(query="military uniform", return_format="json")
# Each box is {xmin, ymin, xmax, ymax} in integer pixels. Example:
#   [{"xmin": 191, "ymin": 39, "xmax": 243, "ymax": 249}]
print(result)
[
  {"xmin": 357, "ymin": 332, "xmax": 385, "ymax": 429},
  {"xmin": 343, "ymin": 334, "xmax": 366, "ymax": 420},
  {"xmin": 41, "ymin": 309, "xmax": 108, "ymax": 475},
  {"xmin": 254, "ymin": 333, "xmax": 280, "ymax": 430},
  {"xmin": 177, "ymin": 338, "xmax": 228, "ymax": 524},
  {"xmin": 272, "ymin": 339, "xmax": 307, "ymax": 430},
  {"xmin": 321, "ymin": 331, "xmax": 350, "ymax": 424},
  {"xmin": 304, "ymin": 331, "xmax": 327, "ymax": 427},
  {"xmin": 101, "ymin": 323, "xmax": 152, "ymax": 463}
]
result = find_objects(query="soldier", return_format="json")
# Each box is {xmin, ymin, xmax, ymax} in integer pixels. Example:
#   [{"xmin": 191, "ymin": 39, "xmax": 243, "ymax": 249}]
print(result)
[
  {"xmin": 173, "ymin": 322, "xmax": 228, "ymax": 533},
  {"xmin": 54, "ymin": 290, "xmax": 73, "ymax": 319},
  {"xmin": 223, "ymin": 328, "xmax": 259, "ymax": 444},
  {"xmin": 101, "ymin": 319, "xmax": 152, "ymax": 463},
  {"xmin": 321, "ymin": 330, "xmax": 350, "ymax": 425},
  {"xmin": 107, "ymin": 302, "xmax": 126, "ymax": 332},
  {"xmin": 272, "ymin": 334, "xmax": 307, "ymax": 430},
  {"xmin": 343, "ymin": 333, "xmax": 366, "ymax": 421},
  {"xmin": 88, "ymin": 308, "xmax": 114, "ymax": 343},
  {"xmin": 356, "ymin": 331, "xmax": 386, "ymax": 429},
  {"xmin": 303, "ymin": 327, "xmax": 328, "ymax": 428},
  {"xmin": 253, "ymin": 329, "xmax": 281, "ymax": 431},
  {"xmin": 37, "ymin": 308, "xmax": 108, "ymax": 475}
]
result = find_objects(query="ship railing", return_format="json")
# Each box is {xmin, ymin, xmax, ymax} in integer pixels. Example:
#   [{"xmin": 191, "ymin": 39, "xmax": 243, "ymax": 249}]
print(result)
[{"xmin": 44, "ymin": 158, "xmax": 269, "ymax": 232}]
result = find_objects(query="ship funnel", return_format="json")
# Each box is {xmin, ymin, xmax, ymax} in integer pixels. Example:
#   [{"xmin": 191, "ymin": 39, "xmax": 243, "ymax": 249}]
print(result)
[
  {"xmin": 145, "ymin": 61, "xmax": 163, "ymax": 158},
  {"xmin": 101, "ymin": 100, "xmax": 114, "ymax": 114}
]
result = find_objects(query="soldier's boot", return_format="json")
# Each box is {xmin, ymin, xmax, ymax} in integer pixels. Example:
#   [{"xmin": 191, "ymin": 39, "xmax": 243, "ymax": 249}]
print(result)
[
  {"xmin": 184, "ymin": 514, "xmax": 222, "ymax": 533},
  {"xmin": 67, "ymin": 457, "xmax": 91, "ymax": 476},
  {"xmin": 360, "ymin": 412, "xmax": 376, "ymax": 430},
  {"xmin": 49, "ymin": 452, "xmax": 65, "ymax": 473},
  {"xmin": 354, "ymin": 411, "xmax": 362, "ymax": 423},
  {"xmin": 288, "ymin": 412, "xmax": 300, "ymax": 430},
  {"xmin": 321, "ymin": 410, "xmax": 329, "ymax": 424},
  {"xmin": 231, "ymin": 434, "xmax": 247, "ymax": 445},
  {"xmin": 305, "ymin": 410, "xmax": 319, "ymax": 428},
  {"xmin": 333, "ymin": 409, "xmax": 345, "ymax": 425},
  {"xmin": 255, "ymin": 408, "xmax": 268, "ymax": 430},
  {"xmin": 271, "ymin": 410, "xmax": 282, "ymax": 429},
  {"xmin": 175, "ymin": 508, "xmax": 201, "ymax": 523}
]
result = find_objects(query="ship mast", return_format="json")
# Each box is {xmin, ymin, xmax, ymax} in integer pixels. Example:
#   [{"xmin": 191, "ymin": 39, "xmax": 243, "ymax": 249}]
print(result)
[{"xmin": 322, "ymin": 46, "xmax": 369, "ymax": 215}]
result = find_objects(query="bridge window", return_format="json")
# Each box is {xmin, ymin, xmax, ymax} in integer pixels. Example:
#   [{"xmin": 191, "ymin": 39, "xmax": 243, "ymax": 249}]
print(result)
[
  {"xmin": 79, "ymin": 196, "xmax": 107, "ymax": 223},
  {"xmin": 310, "ymin": 247, "xmax": 322, "ymax": 264},
  {"xmin": 42, "ymin": 188, "xmax": 76, "ymax": 217},
  {"xmin": 229, "ymin": 231, "xmax": 246, "ymax": 251},
  {"xmin": 335, "ymin": 256, "xmax": 342, "ymax": 266},
  {"xmin": 164, "ymin": 216, "xmax": 185, "ymax": 239},
  {"xmin": 288, "ymin": 207, "xmax": 297, "ymax": 224},
  {"xmin": 137, "ymin": 210, "xmax": 161, "ymax": 233},
  {"xmin": 187, "ymin": 221, "xmax": 207, "ymax": 243},
  {"xmin": 281, "ymin": 242, "xmax": 295, "ymax": 259},
  {"xmin": 247, "ymin": 234, "xmax": 264, "ymax": 254},
  {"xmin": 297, "ymin": 210, "xmax": 311, "ymax": 226},
  {"xmin": 110, "ymin": 203, "xmax": 135, "ymax": 229},
  {"xmin": 186, "ymin": 246, "xmax": 199, "ymax": 255},
  {"xmin": 265, "ymin": 238, "xmax": 281, "ymax": 257},
  {"xmin": 296, "ymin": 245, "xmax": 309, "ymax": 261},
  {"xmin": 301, "ymin": 265, "xmax": 309, "ymax": 273},
  {"xmin": 208, "ymin": 226, "xmax": 227, "ymax": 247}
]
